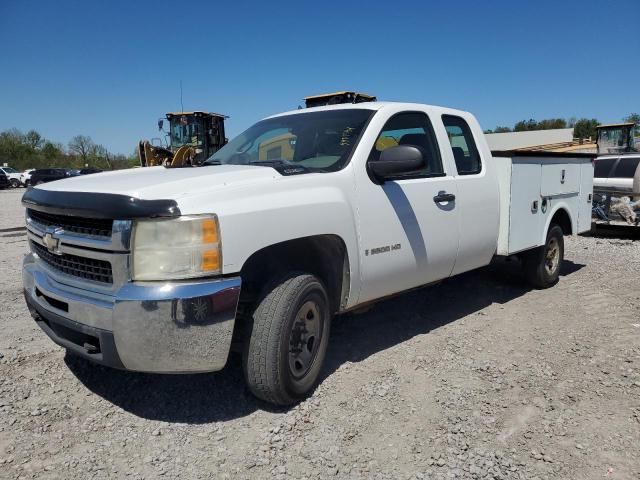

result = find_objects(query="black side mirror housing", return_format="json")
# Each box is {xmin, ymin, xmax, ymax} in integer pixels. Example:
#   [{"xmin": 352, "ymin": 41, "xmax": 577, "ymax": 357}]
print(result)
[
  {"xmin": 369, "ymin": 145, "xmax": 425, "ymax": 181},
  {"xmin": 158, "ymin": 119, "xmax": 164, "ymax": 131}
]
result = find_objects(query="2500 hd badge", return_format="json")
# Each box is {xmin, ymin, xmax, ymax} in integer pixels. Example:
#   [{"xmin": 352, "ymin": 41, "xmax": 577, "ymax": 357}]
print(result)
[{"xmin": 365, "ymin": 243, "xmax": 402, "ymax": 256}]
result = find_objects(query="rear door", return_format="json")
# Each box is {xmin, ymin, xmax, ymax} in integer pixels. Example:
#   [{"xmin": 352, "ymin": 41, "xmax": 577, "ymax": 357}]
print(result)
[
  {"xmin": 355, "ymin": 110, "xmax": 460, "ymax": 303},
  {"xmin": 440, "ymin": 115, "xmax": 500, "ymax": 275}
]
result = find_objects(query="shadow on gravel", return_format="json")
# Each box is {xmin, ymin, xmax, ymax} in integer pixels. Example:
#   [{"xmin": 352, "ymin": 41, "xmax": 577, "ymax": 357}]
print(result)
[
  {"xmin": 66, "ymin": 258, "xmax": 584, "ymax": 423},
  {"xmin": 588, "ymin": 224, "xmax": 640, "ymax": 240},
  {"xmin": 65, "ymin": 352, "xmax": 279, "ymax": 423},
  {"xmin": 323, "ymin": 258, "xmax": 585, "ymax": 378}
]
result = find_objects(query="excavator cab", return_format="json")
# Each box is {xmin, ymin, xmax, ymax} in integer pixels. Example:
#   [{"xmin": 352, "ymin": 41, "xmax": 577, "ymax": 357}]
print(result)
[
  {"xmin": 596, "ymin": 123, "xmax": 638, "ymax": 154},
  {"xmin": 139, "ymin": 111, "xmax": 227, "ymax": 167}
]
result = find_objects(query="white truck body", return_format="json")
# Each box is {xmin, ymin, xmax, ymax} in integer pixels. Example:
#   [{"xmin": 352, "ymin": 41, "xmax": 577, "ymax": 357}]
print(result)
[
  {"xmin": 21, "ymin": 102, "xmax": 594, "ymax": 403},
  {"xmin": 494, "ymin": 155, "xmax": 593, "ymax": 255}
]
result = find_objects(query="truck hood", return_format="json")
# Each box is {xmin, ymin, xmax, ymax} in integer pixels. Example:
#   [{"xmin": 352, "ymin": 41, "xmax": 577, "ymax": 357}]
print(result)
[{"xmin": 38, "ymin": 165, "xmax": 282, "ymax": 200}]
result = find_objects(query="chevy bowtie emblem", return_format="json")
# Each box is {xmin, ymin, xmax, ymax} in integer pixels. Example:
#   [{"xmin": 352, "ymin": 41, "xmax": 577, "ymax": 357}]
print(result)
[{"xmin": 43, "ymin": 229, "xmax": 63, "ymax": 255}]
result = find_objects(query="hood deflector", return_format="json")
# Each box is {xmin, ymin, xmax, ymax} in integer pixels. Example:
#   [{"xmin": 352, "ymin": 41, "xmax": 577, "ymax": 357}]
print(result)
[{"xmin": 22, "ymin": 188, "xmax": 180, "ymax": 219}]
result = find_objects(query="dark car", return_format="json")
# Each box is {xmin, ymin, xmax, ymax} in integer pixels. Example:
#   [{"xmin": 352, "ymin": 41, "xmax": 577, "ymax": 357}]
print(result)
[
  {"xmin": 78, "ymin": 168, "xmax": 103, "ymax": 175},
  {"xmin": 0, "ymin": 171, "xmax": 9, "ymax": 189},
  {"xmin": 29, "ymin": 168, "xmax": 78, "ymax": 185}
]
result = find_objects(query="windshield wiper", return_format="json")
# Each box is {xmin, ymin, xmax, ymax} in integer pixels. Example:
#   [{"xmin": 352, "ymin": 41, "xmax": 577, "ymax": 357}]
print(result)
[
  {"xmin": 249, "ymin": 160, "xmax": 313, "ymax": 175},
  {"xmin": 203, "ymin": 160, "xmax": 222, "ymax": 165},
  {"xmin": 249, "ymin": 159, "xmax": 289, "ymax": 166}
]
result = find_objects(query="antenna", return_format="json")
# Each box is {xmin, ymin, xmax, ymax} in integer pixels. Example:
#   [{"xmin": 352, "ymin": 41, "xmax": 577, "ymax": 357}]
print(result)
[{"xmin": 180, "ymin": 80, "xmax": 184, "ymax": 112}]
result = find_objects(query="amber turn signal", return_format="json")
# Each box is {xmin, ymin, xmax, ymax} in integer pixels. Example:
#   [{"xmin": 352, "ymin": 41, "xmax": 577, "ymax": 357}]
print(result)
[
  {"xmin": 202, "ymin": 218, "xmax": 219, "ymax": 244},
  {"xmin": 201, "ymin": 249, "xmax": 220, "ymax": 272}
]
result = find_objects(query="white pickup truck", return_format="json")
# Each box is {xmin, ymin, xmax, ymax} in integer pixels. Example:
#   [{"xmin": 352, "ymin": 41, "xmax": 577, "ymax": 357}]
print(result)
[{"xmin": 22, "ymin": 102, "xmax": 594, "ymax": 405}]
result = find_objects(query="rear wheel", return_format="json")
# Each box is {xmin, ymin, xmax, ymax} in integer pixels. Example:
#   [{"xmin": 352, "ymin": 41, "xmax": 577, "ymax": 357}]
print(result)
[
  {"xmin": 522, "ymin": 224, "xmax": 564, "ymax": 288},
  {"xmin": 242, "ymin": 272, "xmax": 331, "ymax": 405},
  {"xmin": 36, "ymin": 180, "xmax": 45, "ymax": 185}
]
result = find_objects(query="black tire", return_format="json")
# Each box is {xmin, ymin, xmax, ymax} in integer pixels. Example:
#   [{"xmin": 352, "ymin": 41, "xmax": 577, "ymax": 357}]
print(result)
[
  {"xmin": 24, "ymin": 180, "xmax": 31, "ymax": 187},
  {"xmin": 522, "ymin": 224, "xmax": 564, "ymax": 289},
  {"xmin": 10, "ymin": 179, "xmax": 20, "ymax": 188},
  {"xmin": 36, "ymin": 180, "xmax": 44, "ymax": 185},
  {"xmin": 242, "ymin": 272, "xmax": 331, "ymax": 405}
]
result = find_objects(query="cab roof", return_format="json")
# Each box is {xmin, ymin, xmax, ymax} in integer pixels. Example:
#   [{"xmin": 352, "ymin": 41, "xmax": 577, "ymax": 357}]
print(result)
[
  {"xmin": 596, "ymin": 123, "xmax": 635, "ymax": 129},
  {"xmin": 266, "ymin": 101, "xmax": 473, "ymax": 120},
  {"xmin": 165, "ymin": 111, "xmax": 227, "ymax": 118}
]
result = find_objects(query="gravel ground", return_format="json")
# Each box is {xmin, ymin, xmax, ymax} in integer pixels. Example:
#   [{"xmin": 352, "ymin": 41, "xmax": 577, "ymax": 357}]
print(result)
[{"xmin": 1, "ymin": 187, "xmax": 639, "ymax": 480}]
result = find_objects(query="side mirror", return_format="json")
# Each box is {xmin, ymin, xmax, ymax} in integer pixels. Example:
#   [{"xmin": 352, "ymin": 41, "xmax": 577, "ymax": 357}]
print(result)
[
  {"xmin": 158, "ymin": 119, "xmax": 164, "ymax": 131},
  {"xmin": 369, "ymin": 145, "xmax": 425, "ymax": 181}
]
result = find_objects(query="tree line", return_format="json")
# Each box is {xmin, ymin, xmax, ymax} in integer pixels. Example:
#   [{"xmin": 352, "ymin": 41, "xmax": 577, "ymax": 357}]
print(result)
[
  {"xmin": 484, "ymin": 114, "xmax": 640, "ymax": 140},
  {"xmin": 0, "ymin": 128, "xmax": 138, "ymax": 171}
]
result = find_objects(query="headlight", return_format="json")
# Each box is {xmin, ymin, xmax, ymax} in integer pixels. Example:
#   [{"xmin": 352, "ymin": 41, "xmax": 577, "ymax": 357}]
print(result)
[{"xmin": 132, "ymin": 215, "xmax": 221, "ymax": 281}]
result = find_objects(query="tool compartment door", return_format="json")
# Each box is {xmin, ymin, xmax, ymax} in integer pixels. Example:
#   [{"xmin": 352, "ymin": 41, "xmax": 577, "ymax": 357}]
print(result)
[
  {"xmin": 541, "ymin": 161, "xmax": 580, "ymax": 196},
  {"xmin": 577, "ymin": 160, "xmax": 594, "ymax": 233},
  {"xmin": 507, "ymin": 161, "xmax": 543, "ymax": 254}
]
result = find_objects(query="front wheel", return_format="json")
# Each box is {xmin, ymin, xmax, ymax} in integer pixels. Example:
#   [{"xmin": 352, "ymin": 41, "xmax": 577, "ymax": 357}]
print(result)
[
  {"xmin": 10, "ymin": 179, "xmax": 20, "ymax": 188},
  {"xmin": 243, "ymin": 272, "xmax": 331, "ymax": 405},
  {"xmin": 522, "ymin": 224, "xmax": 564, "ymax": 288}
]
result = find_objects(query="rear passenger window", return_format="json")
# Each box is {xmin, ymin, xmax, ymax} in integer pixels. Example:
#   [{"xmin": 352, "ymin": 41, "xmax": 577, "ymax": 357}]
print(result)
[
  {"xmin": 594, "ymin": 158, "xmax": 617, "ymax": 178},
  {"xmin": 442, "ymin": 115, "xmax": 482, "ymax": 175},
  {"xmin": 369, "ymin": 112, "xmax": 443, "ymax": 178},
  {"xmin": 611, "ymin": 157, "xmax": 640, "ymax": 178}
]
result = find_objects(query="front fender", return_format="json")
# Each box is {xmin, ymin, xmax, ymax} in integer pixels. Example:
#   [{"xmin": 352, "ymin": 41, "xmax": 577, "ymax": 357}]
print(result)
[{"xmin": 176, "ymin": 174, "xmax": 361, "ymax": 306}]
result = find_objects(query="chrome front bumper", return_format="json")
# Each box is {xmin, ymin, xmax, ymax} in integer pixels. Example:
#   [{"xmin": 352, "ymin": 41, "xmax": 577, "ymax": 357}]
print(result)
[{"xmin": 23, "ymin": 252, "xmax": 241, "ymax": 373}]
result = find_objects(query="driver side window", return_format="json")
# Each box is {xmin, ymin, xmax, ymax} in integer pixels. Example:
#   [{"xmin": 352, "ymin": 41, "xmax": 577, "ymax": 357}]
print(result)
[{"xmin": 369, "ymin": 112, "xmax": 444, "ymax": 178}]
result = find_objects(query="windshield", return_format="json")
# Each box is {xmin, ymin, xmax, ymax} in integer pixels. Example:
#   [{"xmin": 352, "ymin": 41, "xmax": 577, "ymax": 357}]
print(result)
[
  {"xmin": 170, "ymin": 116, "xmax": 204, "ymax": 149},
  {"xmin": 3, "ymin": 167, "xmax": 18, "ymax": 173},
  {"xmin": 204, "ymin": 109, "xmax": 374, "ymax": 172}
]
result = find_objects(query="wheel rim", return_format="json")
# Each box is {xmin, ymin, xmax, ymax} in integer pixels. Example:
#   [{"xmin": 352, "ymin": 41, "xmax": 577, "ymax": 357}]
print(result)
[
  {"xmin": 288, "ymin": 300, "xmax": 322, "ymax": 379},
  {"xmin": 545, "ymin": 237, "xmax": 560, "ymax": 276}
]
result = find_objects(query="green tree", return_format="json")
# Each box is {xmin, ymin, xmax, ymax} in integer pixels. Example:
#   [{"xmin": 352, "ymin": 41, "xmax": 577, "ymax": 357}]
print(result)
[
  {"xmin": 513, "ymin": 118, "xmax": 567, "ymax": 131},
  {"xmin": 0, "ymin": 128, "xmax": 135, "ymax": 171},
  {"xmin": 68, "ymin": 135, "xmax": 95, "ymax": 166},
  {"xmin": 573, "ymin": 118, "xmax": 599, "ymax": 139},
  {"xmin": 91, "ymin": 144, "xmax": 112, "ymax": 169},
  {"xmin": 537, "ymin": 118, "xmax": 567, "ymax": 130},
  {"xmin": 25, "ymin": 130, "xmax": 44, "ymax": 150},
  {"xmin": 41, "ymin": 141, "xmax": 64, "ymax": 160},
  {"xmin": 494, "ymin": 126, "xmax": 511, "ymax": 133},
  {"xmin": 623, "ymin": 113, "xmax": 640, "ymax": 126},
  {"xmin": 514, "ymin": 119, "xmax": 538, "ymax": 131}
]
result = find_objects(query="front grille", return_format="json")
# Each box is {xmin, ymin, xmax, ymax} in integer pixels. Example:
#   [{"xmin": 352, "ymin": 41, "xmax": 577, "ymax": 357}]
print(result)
[
  {"xmin": 31, "ymin": 241, "xmax": 113, "ymax": 284},
  {"xmin": 28, "ymin": 209, "xmax": 113, "ymax": 238}
]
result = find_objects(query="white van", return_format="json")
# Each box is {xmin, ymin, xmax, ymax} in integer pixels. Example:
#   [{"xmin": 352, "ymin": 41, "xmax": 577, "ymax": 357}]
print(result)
[{"xmin": 593, "ymin": 154, "xmax": 640, "ymax": 197}]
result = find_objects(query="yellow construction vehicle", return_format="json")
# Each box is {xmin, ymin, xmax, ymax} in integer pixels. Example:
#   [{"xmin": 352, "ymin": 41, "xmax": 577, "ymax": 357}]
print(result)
[
  {"xmin": 139, "ymin": 111, "xmax": 227, "ymax": 167},
  {"xmin": 596, "ymin": 123, "xmax": 638, "ymax": 155}
]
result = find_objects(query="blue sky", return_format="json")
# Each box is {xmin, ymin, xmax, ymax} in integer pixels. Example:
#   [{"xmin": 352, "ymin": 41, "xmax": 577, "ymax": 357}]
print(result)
[{"xmin": 1, "ymin": 0, "xmax": 638, "ymax": 154}]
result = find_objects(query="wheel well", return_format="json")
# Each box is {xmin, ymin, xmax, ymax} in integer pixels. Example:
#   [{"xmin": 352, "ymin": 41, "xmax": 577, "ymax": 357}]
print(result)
[
  {"xmin": 550, "ymin": 208, "xmax": 572, "ymax": 235},
  {"xmin": 239, "ymin": 235, "xmax": 349, "ymax": 314}
]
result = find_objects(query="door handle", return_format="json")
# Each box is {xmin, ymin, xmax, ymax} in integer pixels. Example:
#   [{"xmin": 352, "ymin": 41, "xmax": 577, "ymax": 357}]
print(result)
[{"xmin": 433, "ymin": 192, "xmax": 456, "ymax": 203}]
